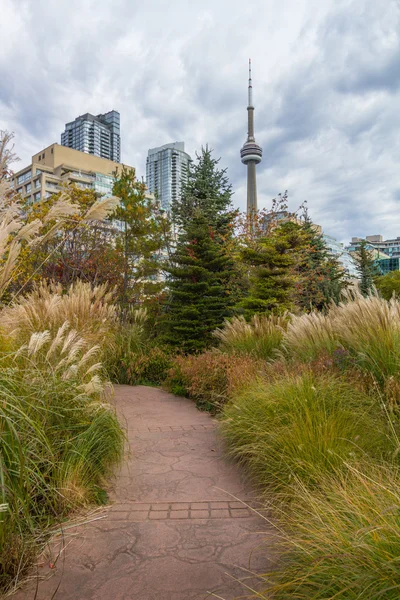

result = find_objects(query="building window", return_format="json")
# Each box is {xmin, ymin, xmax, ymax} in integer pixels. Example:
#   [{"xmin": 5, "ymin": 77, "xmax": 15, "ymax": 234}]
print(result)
[
  {"xmin": 33, "ymin": 191, "xmax": 41, "ymax": 202},
  {"xmin": 17, "ymin": 170, "xmax": 32, "ymax": 184},
  {"xmin": 42, "ymin": 153, "xmax": 45, "ymax": 159},
  {"xmin": 25, "ymin": 183, "xmax": 31, "ymax": 193},
  {"xmin": 51, "ymin": 148, "xmax": 54, "ymax": 154},
  {"xmin": 35, "ymin": 178, "xmax": 41, "ymax": 189},
  {"xmin": 38, "ymin": 155, "xmax": 41, "ymax": 161}
]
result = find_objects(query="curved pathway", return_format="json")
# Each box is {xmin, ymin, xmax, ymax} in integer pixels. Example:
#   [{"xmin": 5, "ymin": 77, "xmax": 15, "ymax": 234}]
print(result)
[{"xmin": 12, "ymin": 386, "xmax": 275, "ymax": 600}]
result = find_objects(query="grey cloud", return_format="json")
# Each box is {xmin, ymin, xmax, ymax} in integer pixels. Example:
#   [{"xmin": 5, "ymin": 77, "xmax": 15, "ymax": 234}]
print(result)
[{"xmin": 1, "ymin": 0, "xmax": 400, "ymax": 244}]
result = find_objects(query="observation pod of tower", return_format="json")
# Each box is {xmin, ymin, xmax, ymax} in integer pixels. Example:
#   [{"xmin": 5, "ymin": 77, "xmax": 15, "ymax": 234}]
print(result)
[{"xmin": 241, "ymin": 59, "xmax": 262, "ymax": 215}]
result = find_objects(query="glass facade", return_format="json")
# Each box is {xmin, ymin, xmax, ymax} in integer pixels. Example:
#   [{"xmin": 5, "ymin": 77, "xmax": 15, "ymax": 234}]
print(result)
[
  {"xmin": 146, "ymin": 142, "xmax": 191, "ymax": 211},
  {"xmin": 61, "ymin": 111, "xmax": 121, "ymax": 162},
  {"xmin": 378, "ymin": 257, "xmax": 400, "ymax": 274},
  {"xmin": 323, "ymin": 234, "xmax": 359, "ymax": 278},
  {"xmin": 93, "ymin": 173, "xmax": 115, "ymax": 197}
]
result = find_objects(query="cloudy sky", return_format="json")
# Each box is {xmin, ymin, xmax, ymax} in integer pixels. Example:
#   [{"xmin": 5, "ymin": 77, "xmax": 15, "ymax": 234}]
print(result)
[{"xmin": 1, "ymin": 0, "xmax": 400, "ymax": 242}]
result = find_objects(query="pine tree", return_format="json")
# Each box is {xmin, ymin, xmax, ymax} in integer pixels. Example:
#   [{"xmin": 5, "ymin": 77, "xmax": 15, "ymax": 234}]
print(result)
[
  {"xmin": 352, "ymin": 239, "xmax": 380, "ymax": 296},
  {"xmin": 113, "ymin": 167, "xmax": 168, "ymax": 305},
  {"xmin": 164, "ymin": 211, "xmax": 235, "ymax": 353},
  {"xmin": 164, "ymin": 147, "xmax": 237, "ymax": 353},
  {"xmin": 294, "ymin": 214, "xmax": 348, "ymax": 311},
  {"xmin": 171, "ymin": 146, "xmax": 236, "ymax": 237},
  {"xmin": 238, "ymin": 221, "xmax": 303, "ymax": 318}
]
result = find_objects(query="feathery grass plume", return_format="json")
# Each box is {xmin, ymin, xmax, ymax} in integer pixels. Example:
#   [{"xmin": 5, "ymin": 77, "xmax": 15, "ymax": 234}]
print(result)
[
  {"xmin": 1, "ymin": 280, "xmax": 117, "ymax": 351},
  {"xmin": 42, "ymin": 195, "xmax": 80, "ymax": 222},
  {"xmin": 283, "ymin": 310, "xmax": 338, "ymax": 362},
  {"xmin": 83, "ymin": 195, "xmax": 120, "ymax": 221},
  {"xmin": 332, "ymin": 291, "xmax": 400, "ymax": 389},
  {"xmin": 221, "ymin": 372, "xmax": 393, "ymax": 499},
  {"xmin": 214, "ymin": 313, "xmax": 289, "ymax": 360},
  {"xmin": 27, "ymin": 330, "xmax": 51, "ymax": 356},
  {"xmin": 261, "ymin": 462, "xmax": 400, "ymax": 599}
]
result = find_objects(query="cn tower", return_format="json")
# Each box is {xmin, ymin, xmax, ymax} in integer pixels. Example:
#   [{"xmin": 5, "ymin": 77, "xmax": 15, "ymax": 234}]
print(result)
[{"xmin": 240, "ymin": 59, "xmax": 263, "ymax": 215}]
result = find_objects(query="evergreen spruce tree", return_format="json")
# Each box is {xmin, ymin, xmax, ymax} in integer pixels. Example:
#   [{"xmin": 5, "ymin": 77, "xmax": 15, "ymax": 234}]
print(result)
[
  {"xmin": 352, "ymin": 239, "xmax": 380, "ymax": 296},
  {"xmin": 164, "ymin": 211, "xmax": 236, "ymax": 352},
  {"xmin": 238, "ymin": 221, "xmax": 303, "ymax": 318},
  {"xmin": 164, "ymin": 148, "xmax": 237, "ymax": 353},
  {"xmin": 171, "ymin": 146, "xmax": 236, "ymax": 238},
  {"xmin": 294, "ymin": 214, "xmax": 348, "ymax": 311}
]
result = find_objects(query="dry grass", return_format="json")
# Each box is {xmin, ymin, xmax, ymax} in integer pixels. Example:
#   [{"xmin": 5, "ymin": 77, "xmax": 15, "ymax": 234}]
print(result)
[
  {"xmin": 214, "ymin": 313, "xmax": 289, "ymax": 360},
  {"xmin": 1, "ymin": 280, "xmax": 117, "ymax": 353},
  {"xmin": 283, "ymin": 310, "xmax": 337, "ymax": 362}
]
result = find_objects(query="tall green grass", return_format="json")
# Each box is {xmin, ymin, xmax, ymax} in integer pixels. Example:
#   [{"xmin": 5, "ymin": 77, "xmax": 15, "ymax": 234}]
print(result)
[
  {"xmin": 221, "ymin": 372, "xmax": 395, "ymax": 500},
  {"xmin": 0, "ymin": 307, "xmax": 123, "ymax": 593},
  {"xmin": 257, "ymin": 464, "xmax": 400, "ymax": 599}
]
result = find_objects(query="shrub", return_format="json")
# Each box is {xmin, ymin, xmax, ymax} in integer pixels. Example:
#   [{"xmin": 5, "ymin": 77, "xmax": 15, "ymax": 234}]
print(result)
[
  {"xmin": 165, "ymin": 351, "xmax": 266, "ymax": 413},
  {"xmin": 221, "ymin": 372, "xmax": 394, "ymax": 498},
  {"xmin": 214, "ymin": 313, "xmax": 289, "ymax": 360},
  {"xmin": 121, "ymin": 346, "xmax": 173, "ymax": 386},
  {"xmin": 263, "ymin": 463, "xmax": 400, "ymax": 599}
]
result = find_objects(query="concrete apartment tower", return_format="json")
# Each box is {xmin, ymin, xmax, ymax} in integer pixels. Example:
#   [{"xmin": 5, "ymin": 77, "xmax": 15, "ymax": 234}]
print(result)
[
  {"xmin": 61, "ymin": 111, "xmax": 121, "ymax": 163},
  {"xmin": 240, "ymin": 60, "xmax": 262, "ymax": 215},
  {"xmin": 146, "ymin": 142, "xmax": 191, "ymax": 211}
]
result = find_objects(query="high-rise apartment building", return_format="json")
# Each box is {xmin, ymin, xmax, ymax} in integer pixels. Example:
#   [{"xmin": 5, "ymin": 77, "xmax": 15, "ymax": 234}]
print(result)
[
  {"xmin": 11, "ymin": 143, "xmax": 131, "ymax": 204},
  {"xmin": 146, "ymin": 142, "xmax": 191, "ymax": 211},
  {"xmin": 61, "ymin": 111, "xmax": 121, "ymax": 163}
]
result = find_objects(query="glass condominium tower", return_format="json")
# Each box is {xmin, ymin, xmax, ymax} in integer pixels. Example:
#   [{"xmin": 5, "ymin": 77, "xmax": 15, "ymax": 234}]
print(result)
[
  {"xmin": 61, "ymin": 110, "xmax": 121, "ymax": 163},
  {"xmin": 146, "ymin": 142, "xmax": 191, "ymax": 211}
]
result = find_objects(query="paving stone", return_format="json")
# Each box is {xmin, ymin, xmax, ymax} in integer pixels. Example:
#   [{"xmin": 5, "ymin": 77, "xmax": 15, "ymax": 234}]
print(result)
[
  {"xmin": 171, "ymin": 502, "xmax": 189, "ymax": 510},
  {"xmin": 210, "ymin": 501, "xmax": 230, "ymax": 509},
  {"xmin": 150, "ymin": 503, "xmax": 170, "ymax": 511},
  {"xmin": 169, "ymin": 510, "xmax": 189, "ymax": 519},
  {"xmin": 107, "ymin": 511, "xmax": 131, "ymax": 520},
  {"xmin": 129, "ymin": 511, "xmax": 149, "ymax": 521},
  {"xmin": 229, "ymin": 501, "xmax": 247, "ymax": 509},
  {"xmin": 230, "ymin": 509, "xmax": 251, "ymax": 518},
  {"xmin": 211, "ymin": 509, "xmax": 231, "ymax": 519},
  {"xmin": 148, "ymin": 510, "xmax": 169, "ymax": 520},
  {"xmin": 130, "ymin": 503, "xmax": 151, "ymax": 511},
  {"xmin": 190, "ymin": 502, "xmax": 209, "ymax": 510},
  {"xmin": 190, "ymin": 509, "xmax": 210, "ymax": 519}
]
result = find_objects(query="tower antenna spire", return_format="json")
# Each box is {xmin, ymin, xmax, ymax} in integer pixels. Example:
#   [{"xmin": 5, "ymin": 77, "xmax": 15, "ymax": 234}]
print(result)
[{"xmin": 248, "ymin": 58, "xmax": 253, "ymax": 107}]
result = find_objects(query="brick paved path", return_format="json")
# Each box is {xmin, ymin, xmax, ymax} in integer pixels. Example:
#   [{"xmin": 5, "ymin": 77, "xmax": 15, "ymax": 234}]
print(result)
[{"xmin": 11, "ymin": 385, "xmax": 275, "ymax": 600}]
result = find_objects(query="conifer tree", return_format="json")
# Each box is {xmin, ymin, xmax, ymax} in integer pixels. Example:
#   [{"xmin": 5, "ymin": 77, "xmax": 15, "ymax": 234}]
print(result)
[
  {"xmin": 113, "ymin": 167, "xmax": 168, "ymax": 304},
  {"xmin": 352, "ymin": 239, "xmax": 380, "ymax": 296},
  {"xmin": 164, "ymin": 148, "xmax": 237, "ymax": 353},
  {"xmin": 171, "ymin": 146, "xmax": 236, "ymax": 237},
  {"xmin": 164, "ymin": 211, "xmax": 235, "ymax": 352},
  {"xmin": 294, "ymin": 213, "xmax": 347, "ymax": 311},
  {"xmin": 238, "ymin": 220, "xmax": 302, "ymax": 318}
]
